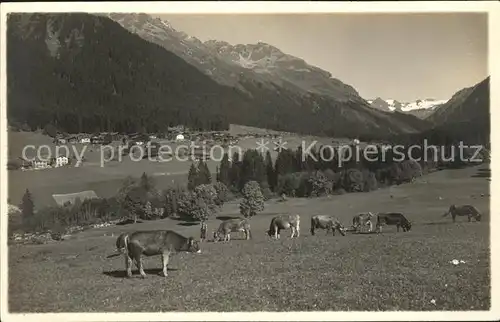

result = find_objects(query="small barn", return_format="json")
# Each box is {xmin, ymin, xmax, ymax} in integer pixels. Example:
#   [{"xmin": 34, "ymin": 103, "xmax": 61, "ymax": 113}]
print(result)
[{"xmin": 52, "ymin": 190, "xmax": 99, "ymax": 207}]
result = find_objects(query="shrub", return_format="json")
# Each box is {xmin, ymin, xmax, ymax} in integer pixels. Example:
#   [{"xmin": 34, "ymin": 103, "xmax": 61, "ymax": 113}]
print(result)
[
  {"xmin": 343, "ymin": 168, "xmax": 364, "ymax": 192},
  {"xmin": 213, "ymin": 181, "xmax": 229, "ymax": 206},
  {"xmin": 399, "ymin": 159, "xmax": 423, "ymax": 183},
  {"xmin": 276, "ymin": 173, "xmax": 300, "ymax": 197},
  {"xmin": 239, "ymin": 181, "xmax": 265, "ymax": 218},
  {"xmin": 177, "ymin": 184, "xmax": 218, "ymax": 222},
  {"xmin": 308, "ymin": 170, "xmax": 332, "ymax": 197},
  {"xmin": 363, "ymin": 171, "xmax": 378, "ymax": 192}
]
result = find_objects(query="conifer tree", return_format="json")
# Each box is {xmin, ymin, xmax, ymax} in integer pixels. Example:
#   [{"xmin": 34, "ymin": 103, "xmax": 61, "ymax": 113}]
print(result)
[
  {"xmin": 218, "ymin": 153, "xmax": 231, "ymax": 187},
  {"xmin": 139, "ymin": 172, "xmax": 155, "ymax": 192},
  {"xmin": 229, "ymin": 151, "xmax": 242, "ymax": 191},
  {"xmin": 197, "ymin": 160, "xmax": 211, "ymax": 185},
  {"xmin": 21, "ymin": 189, "xmax": 34, "ymax": 226},
  {"xmin": 187, "ymin": 163, "xmax": 198, "ymax": 191},
  {"xmin": 239, "ymin": 149, "xmax": 266, "ymax": 190},
  {"xmin": 265, "ymin": 150, "xmax": 276, "ymax": 191}
]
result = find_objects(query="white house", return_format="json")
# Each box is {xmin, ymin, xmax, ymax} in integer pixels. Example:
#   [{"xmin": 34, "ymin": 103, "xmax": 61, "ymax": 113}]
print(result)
[
  {"xmin": 56, "ymin": 156, "xmax": 69, "ymax": 167},
  {"xmin": 80, "ymin": 137, "xmax": 91, "ymax": 144},
  {"xmin": 175, "ymin": 134, "xmax": 185, "ymax": 141},
  {"xmin": 33, "ymin": 159, "xmax": 49, "ymax": 169}
]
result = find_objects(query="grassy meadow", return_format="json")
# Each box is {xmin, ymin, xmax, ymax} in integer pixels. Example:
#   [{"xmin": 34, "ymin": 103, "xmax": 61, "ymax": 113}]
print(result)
[{"xmin": 8, "ymin": 164, "xmax": 490, "ymax": 312}]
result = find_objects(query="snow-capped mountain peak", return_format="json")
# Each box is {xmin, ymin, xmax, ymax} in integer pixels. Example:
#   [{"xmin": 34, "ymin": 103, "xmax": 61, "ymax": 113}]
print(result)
[{"xmin": 367, "ymin": 97, "xmax": 450, "ymax": 118}]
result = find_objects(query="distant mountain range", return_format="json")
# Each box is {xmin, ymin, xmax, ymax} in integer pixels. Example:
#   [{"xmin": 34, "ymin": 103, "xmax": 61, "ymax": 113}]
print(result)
[
  {"xmin": 107, "ymin": 13, "xmax": 363, "ymax": 102},
  {"xmin": 367, "ymin": 98, "xmax": 449, "ymax": 119},
  {"xmin": 391, "ymin": 77, "xmax": 490, "ymax": 145},
  {"xmin": 6, "ymin": 13, "xmax": 488, "ymax": 144}
]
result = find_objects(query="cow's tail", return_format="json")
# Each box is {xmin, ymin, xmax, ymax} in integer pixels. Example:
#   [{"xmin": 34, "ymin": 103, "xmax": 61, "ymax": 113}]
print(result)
[
  {"xmin": 268, "ymin": 218, "xmax": 275, "ymax": 236},
  {"xmin": 115, "ymin": 233, "xmax": 130, "ymax": 258}
]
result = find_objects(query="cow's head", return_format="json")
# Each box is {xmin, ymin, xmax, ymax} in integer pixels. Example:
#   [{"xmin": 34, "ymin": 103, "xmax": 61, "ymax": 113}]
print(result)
[
  {"xmin": 475, "ymin": 213, "xmax": 482, "ymax": 221},
  {"xmin": 187, "ymin": 237, "xmax": 201, "ymax": 253},
  {"xmin": 212, "ymin": 230, "xmax": 220, "ymax": 242},
  {"xmin": 403, "ymin": 221, "xmax": 412, "ymax": 231},
  {"xmin": 115, "ymin": 233, "xmax": 129, "ymax": 253}
]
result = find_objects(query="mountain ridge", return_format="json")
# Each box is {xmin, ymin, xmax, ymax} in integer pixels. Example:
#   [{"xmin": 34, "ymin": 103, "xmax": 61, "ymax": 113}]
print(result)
[{"xmin": 8, "ymin": 12, "xmax": 431, "ymax": 140}]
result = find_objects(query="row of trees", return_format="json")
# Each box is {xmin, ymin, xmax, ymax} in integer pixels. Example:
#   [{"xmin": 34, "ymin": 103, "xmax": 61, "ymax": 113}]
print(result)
[
  {"xmin": 13, "ymin": 140, "xmax": 484, "ymax": 235},
  {"xmin": 15, "ymin": 169, "xmax": 265, "ymax": 235}
]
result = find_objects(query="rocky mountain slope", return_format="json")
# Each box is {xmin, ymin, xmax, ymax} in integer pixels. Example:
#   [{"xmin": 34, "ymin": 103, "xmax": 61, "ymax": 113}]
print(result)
[
  {"xmin": 107, "ymin": 13, "xmax": 363, "ymax": 102},
  {"xmin": 427, "ymin": 77, "xmax": 489, "ymax": 126},
  {"xmin": 7, "ymin": 13, "xmax": 430, "ymax": 139}
]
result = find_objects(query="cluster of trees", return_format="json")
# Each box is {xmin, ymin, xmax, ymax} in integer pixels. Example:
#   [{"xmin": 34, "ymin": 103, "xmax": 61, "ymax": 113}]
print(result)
[{"xmin": 214, "ymin": 141, "xmax": 483, "ymax": 199}]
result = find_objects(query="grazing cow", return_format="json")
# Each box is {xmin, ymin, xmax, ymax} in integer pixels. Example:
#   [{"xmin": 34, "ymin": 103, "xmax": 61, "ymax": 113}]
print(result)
[
  {"xmin": 213, "ymin": 218, "xmax": 252, "ymax": 242},
  {"xmin": 113, "ymin": 230, "xmax": 201, "ymax": 278},
  {"xmin": 267, "ymin": 214, "xmax": 300, "ymax": 239},
  {"xmin": 310, "ymin": 215, "xmax": 347, "ymax": 236},
  {"xmin": 375, "ymin": 213, "xmax": 412, "ymax": 233},
  {"xmin": 443, "ymin": 204, "xmax": 482, "ymax": 222},
  {"xmin": 352, "ymin": 212, "xmax": 375, "ymax": 233}
]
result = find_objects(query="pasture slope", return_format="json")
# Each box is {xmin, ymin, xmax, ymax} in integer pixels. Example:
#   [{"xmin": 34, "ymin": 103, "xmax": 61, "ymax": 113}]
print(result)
[
  {"xmin": 8, "ymin": 164, "xmax": 490, "ymax": 312},
  {"xmin": 7, "ymin": 126, "xmax": 347, "ymax": 207}
]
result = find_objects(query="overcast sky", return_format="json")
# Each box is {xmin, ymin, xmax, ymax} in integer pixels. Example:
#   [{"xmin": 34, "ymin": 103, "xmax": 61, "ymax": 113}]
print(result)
[{"xmin": 156, "ymin": 13, "xmax": 488, "ymax": 102}]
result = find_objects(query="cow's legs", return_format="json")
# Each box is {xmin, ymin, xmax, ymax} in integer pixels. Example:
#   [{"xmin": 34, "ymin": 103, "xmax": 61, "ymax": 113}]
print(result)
[
  {"xmin": 296, "ymin": 223, "xmax": 300, "ymax": 237},
  {"xmin": 274, "ymin": 227, "xmax": 279, "ymax": 240},
  {"xmin": 138, "ymin": 257, "xmax": 146, "ymax": 278},
  {"xmin": 161, "ymin": 252, "xmax": 170, "ymax": 277},
  {"xmin": 129, "ymin": 244, "xmax": 146, "ymax": 278},
  {"xmin": 468, "ymin": 214, "xmax": 472, "ymax": 222},
  {"xmin": 291, "ymin": 227, "xmax": 295, "ymax": 238},
  {"xmin": 368, "ymin": 221, "xmax": 373, "ymax": 232},
  {"xmin": 396, "ymin": 224, "xmax": 400, "ymax": 232},
  {"xmin": 124, "ymin": 254, "xmax": 133, "ymax": 278},
  {"xmin": 452, "ymin": 214, "xmax": 456, "ymax": 223},
  {"xmin": 131, "ymin": 253, "xmax": 146, "ymax": 278}
]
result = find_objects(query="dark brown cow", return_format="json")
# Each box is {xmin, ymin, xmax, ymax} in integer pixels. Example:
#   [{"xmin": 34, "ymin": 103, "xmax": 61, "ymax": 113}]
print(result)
[
  {"xmin": 375, "ymin": 213, "xmax": 412, "ymax": 233},
  {"xmin": 442, "ymin": 204, "xmax": 482, "ymax": 222},
  {"xmin": 113, "ymin": 230, "xmax": 201, "ymax": 278},
  {"xmin": 310, "ymin": 215, "xmax": 346, "ymax": 236},
  {"xmin": 213, "ymin": 218, "xmax": 251, "ymax": 242},
  {"xmin": 267, "ymin": 214, "xmax": 300, "ymax": 239}
]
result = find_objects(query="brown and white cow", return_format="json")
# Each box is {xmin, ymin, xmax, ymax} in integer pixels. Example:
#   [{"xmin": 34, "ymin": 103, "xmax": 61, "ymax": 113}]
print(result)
[
  {"xmin": 213, "ymin": 218, "xmax": 252, "ymax": 242},
  {"xmin": 352, "ymin": 212, "xmax": 375, "ymax": 233},
  {"xmin": 442, "ymin": 204, "xmax": 482, "ymax": 222},
  {"xmin": 267, "ymin": 214, "xmax": 300, "ymax": 239},
  {"xmin": 112, "ymin": 230, "xmax": 201, "ymax": 278},
  {"xmin": 310, "ymin": 215, "xmax": 347, "ymax": 236},
  {"xmin": 375, "ymin": 213, "xmax": 412, "ymax": 233}
]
